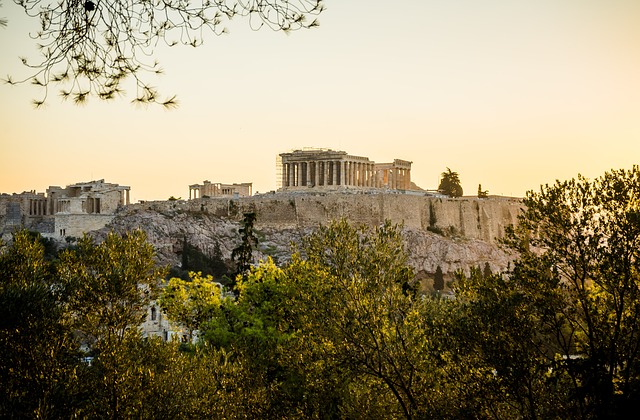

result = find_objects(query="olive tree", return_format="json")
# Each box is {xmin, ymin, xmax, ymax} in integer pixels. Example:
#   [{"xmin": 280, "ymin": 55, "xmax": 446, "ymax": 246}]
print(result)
[
  {"xmin": 461, "ymin": 166, "xmax": 640, "ymax": 419},
  {"xmin": 57, "ymin": 230, "xmax": 168, "ymax": 417},
  {"xmin": 0, "ymin": 231, "xmax": 82, "ymax": 418}
]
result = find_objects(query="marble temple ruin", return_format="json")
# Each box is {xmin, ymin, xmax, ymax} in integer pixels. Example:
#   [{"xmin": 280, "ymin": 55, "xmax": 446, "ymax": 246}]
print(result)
[{"xmin": 277, "ymin": 148, "xmax": 413, "ymax": 191}]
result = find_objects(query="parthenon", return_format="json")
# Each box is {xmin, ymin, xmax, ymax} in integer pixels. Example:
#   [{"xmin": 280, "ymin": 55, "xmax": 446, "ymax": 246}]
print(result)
[{"xmin": 278, "ymin": 148, "xmax": 413, "ymax": 191}]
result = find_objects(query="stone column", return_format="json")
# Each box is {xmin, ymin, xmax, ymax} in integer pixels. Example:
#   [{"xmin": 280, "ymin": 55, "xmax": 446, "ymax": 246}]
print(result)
[
  {"xmin": 292, "ymin": 163, "xmax": 296, "ymax": 187},
  {"xmin": 282, "ymin": 162, "xmax": 288, "ymax": 188},
  {"xmin": 352, "ymin": 163, "xmax": 356, "ymax": 186},
  {"xmin": 315, "ymin": 161, "xmax": 320, "ymax": 187},
  {"xmin": 340, "ymin": 161, "xmax": 345, "ymax": 186},
  {"xmin": 350, "ymin": 161, "xmax": 354, "ymax": 186},
  {"xmin": 346, "ymin": 162, "xmax": 351, "ymax": 186},
  {"xmin": 298, "ymin": 162, "xmax": 306, "ymax": 187},
  {"xmin": 363, "ymin": 164, "xmax": 367, "ymax": 187},
  {"xmin": 306, "ymin": 161, "xmax": 312, "ymax": 186},
  {"xmin": 354, "ymin": 162, "xmax": 358, "ymax": 186},
  {"xmin": 324, "ymin": 161, "xmax": 330, "ymax": 186},
  {"xmin": 345, "ymin": 162, "xmax": 349, "ymax": 186},
  {"xmin": 288, "ymin": 163, "xmax": 294, "ymax": 187},
  {"xmin": 332, "ymin": 161, "xmax": 338, "ymax": 186}
]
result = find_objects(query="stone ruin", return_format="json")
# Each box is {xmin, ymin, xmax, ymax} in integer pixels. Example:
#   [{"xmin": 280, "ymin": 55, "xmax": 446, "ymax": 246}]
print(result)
[{"xmin": 0, "ymin": 179, "xmax": 130, "ymax": 240}]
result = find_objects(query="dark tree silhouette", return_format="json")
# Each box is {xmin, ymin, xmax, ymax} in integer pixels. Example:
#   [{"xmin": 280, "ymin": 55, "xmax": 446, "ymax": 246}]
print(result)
[
  {"xmin": 438, "ymin": 168, "xmax": 463, "ymax": 198},
  {"xmin": 231, "ymin": 212, "xmax": 258, "ymax": 281},
  {"xmin": 482, "ymin": 262, "xmax": 491, "ymax": 278},
  {"xmin": 477, "ymin": 184, "xmax": 488, "ymax": 198},
  {"xmin": 433, "ymin": 265, "xmax": 444, "ymax": 291},
  {"xmin": 7, "ymin": 0, "xmax": 324, "ymax": 107},
  {"xmin": 0, "ymin": 1, "xmax": 8, "ymax": 28}
]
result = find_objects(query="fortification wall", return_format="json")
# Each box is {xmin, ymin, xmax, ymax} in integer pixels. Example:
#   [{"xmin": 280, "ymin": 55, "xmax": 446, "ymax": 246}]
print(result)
[
  {"xmin": 126, "ymin": 193, "xmax": 523, "ymax": 244},
  {"xmin": 55, "ymin": 214, "xmax": 116, "ymax": 238}
]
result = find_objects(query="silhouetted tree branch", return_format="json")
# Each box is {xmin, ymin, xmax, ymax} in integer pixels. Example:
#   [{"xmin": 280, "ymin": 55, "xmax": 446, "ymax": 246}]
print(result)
[
  {"xmin": 7, "ymin": 0, "xmax": 324, "ymax": 107},
  {"xmin": 0, "ymin": 1, "xmax": 8, "ymax": 27}
]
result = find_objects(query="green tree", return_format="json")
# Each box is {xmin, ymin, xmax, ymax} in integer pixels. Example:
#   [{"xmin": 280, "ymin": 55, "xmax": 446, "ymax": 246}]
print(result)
[
  {"xmin": 159, "ymin": 271, "xmax": 223, "ymax": 341},
  {"xmin": 0, "ymin": 230, "xmax": 84, "ymax": 418},
  {"xmin": 457, "ymin": 166, "xmax": 640, "ymax": 418},
  {"xmin": 202, "ymin": 258, "xmax": 304, "ymax": 416},
  {"xmin": 199, "ymin": 220, "xmax": 464, "ymax": 418},
  {"xmin": 438, "ymin": 168, "xmax": 463, "ymax": 198},
  {"xmin": 512, "ymin": 167, "xmax": 640, "ymax": 417},
  {"xmin": 291, "ymin": 219, "xmax": 455, "ymax": 418},
  {"xmin": 454, "ymin": 267, "xmax": 573, "ymax": 419},
  {"xmin": 1, "ymin": 228, "xmax": 264, "ymax": 418},
  {"xmin": 9, "ymin": 0, "xmax": 324, "ymax": 106},
  {"xmin": 231, "ymin": 212, "xmax": 259, "ymax": 282},
  {"xmin": 57, "ymin": 230, "xmax": 168, "ymax": 418},
  {"xmin": 482, "ymin": 261, "xmax": 492, "ymax": 278},
  {"xmin": 433, "ymin": 265, "xmax": 444, "ymax": 291}
]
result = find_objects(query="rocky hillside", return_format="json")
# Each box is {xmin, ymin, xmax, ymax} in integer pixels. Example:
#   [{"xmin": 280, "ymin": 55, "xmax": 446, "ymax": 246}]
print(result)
[{"xmin": 96, "ymin": 193, "xmax": 520, "ymax": 289}]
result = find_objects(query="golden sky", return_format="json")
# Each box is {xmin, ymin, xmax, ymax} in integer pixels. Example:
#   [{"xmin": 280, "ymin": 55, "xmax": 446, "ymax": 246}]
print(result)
[{"xmin": 1, "ymin": 0, "xmax": 639, "ymax": 202}]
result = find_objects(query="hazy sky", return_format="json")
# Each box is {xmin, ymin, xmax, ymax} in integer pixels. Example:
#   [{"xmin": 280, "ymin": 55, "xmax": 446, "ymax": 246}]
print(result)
[{"xmin": 1, "ymin": 0, "xmax": 639, "ymax": 202}]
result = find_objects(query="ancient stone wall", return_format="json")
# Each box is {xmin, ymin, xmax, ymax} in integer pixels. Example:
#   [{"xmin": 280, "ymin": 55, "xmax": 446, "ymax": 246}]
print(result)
[
  {"xmin": 55, "ymin": 214, "xmax": 117, "ymax": 238},
  {"xmin": 124, "ymin": 193, "xmax": 522, "ymax": 244}
]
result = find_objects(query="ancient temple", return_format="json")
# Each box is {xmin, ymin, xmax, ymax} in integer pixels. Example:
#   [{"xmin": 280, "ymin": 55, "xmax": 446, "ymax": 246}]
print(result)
[
  {"xmin": 1, "ymin": 179, "xmax": 130, "ymax": 239},
  {"xmin": 188, "ymin": 181, "xmax": 252, "ymax": 199},
  {"xmin": 277, "ymin": 148, "xmax": 412, "ymax": 191}
]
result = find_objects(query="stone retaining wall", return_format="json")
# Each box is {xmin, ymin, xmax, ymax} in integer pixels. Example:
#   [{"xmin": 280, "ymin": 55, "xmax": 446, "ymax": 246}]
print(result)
[{"xmin": 128, "ymin": 193, "xmax": 522, "ymax": 244}]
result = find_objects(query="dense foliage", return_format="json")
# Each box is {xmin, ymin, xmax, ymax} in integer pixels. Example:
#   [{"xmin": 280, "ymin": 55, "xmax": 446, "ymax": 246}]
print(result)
[{"xmin": 3, "ymin": 166, "xmax": 640, "ymax": 418}]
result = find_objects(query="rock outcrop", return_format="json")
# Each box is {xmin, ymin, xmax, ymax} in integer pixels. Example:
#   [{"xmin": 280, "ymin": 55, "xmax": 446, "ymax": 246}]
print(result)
[{"xmin": 95, "ymin": 192, "xmax": 521, "ymax": 288}]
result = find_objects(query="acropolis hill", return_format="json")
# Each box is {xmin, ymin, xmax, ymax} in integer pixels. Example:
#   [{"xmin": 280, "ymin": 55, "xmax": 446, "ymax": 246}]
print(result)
[
  {"xmin": 100, "ymin": 192, "xmax": 521, "ymax": 284},
  {"xmin": 1, "ymin": 148, "xmax": 523, "ymax": 280}
]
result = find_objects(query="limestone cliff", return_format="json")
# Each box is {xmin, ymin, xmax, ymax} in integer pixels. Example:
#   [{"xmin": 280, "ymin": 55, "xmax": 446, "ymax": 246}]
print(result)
[{"xmin": 96, "ymin": 192, "xmax": 521, "ymax": 288}]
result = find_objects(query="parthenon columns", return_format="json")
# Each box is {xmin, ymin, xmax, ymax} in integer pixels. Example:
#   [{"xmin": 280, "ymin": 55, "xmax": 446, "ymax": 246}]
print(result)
[{"xmin": 279, "ymin": 150, "xmax": 411, "ymax": 191}]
